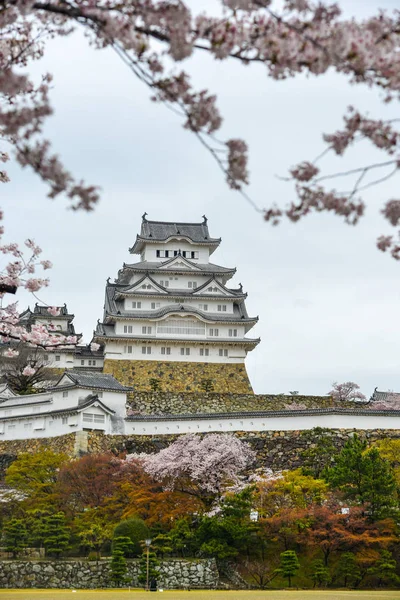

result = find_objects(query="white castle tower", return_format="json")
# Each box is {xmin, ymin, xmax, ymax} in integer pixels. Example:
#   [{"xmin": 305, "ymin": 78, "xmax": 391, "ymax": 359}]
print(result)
[{"xmin": 95, "ymin": 215, "xmax": 260, "ymax": 392}]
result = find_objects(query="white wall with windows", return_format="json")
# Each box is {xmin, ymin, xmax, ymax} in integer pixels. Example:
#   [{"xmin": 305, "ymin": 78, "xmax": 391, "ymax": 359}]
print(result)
[
  {"xmin": 114, "ymin": 318, "xmax": 245, "ymax": 340},
  {"xmin": 143, "ymin": 241, "xmax": 210, "ymax": 263},
  {"xmin": 104, "ymin": 341, "xmax": 248, "ymax": 363},
  {"xmin": 123, "ymin": 297, "xmax": 236, "ymax": 314}
]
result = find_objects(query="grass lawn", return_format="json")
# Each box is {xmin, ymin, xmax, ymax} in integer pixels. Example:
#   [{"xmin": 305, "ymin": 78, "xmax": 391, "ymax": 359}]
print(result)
[{"xmin": 1, "ymin": 591, "xmax": 400, "ymax": 600}]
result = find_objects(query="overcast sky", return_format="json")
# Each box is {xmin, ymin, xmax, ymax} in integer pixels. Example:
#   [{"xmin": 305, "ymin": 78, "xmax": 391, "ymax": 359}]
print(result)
[{"xmin": 3, "ymin": 0, "xmax": 400, "ymax": 396}]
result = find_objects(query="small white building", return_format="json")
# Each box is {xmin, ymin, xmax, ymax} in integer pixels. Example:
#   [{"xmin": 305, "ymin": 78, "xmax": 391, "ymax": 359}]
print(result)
[
  {"xmin": 0, "ymin": 371, "xmax": 131, "ymax": 440},
  {"xmin": 18, "ymin": 304, "xmax": 104, "ymax": 370}
]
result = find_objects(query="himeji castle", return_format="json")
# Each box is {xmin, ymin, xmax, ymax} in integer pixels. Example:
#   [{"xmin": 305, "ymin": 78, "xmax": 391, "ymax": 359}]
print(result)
[{"xmin": 94, "ymin": 215, "xmax": 260, "ymax": 392}]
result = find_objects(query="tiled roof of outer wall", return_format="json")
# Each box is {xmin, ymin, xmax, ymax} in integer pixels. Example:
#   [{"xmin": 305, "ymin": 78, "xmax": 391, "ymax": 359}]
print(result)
[
  {"xmin": 371, "ymin": 389, "xmax": 400, "ymax": 402},
  {"xmin": 125, "ymin": 407, "xmax": 400, "ymax": 421},
  {"xmin": 61, "ymin": 370, "xmax": 132, "ymax": 391}
]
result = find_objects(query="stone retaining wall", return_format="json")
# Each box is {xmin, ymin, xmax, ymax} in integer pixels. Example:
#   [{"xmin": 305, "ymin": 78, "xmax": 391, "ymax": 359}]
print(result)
[
  {"xmin": 0, "ymin": 558, "xmax": 219, "ymax": 589},
  {"xmin": 103, "ymin": 359, "xmax": 253, "ymax": 393},
  {"xmin": 126, "ymin": 391, "xmax": 355, "ymax": 415},
  {"xmin": 87, "ymin": 428, "xmax": 400, "ymax": 470},
  {"xmin": 1, "ymin": 429, "xmax": 400, "ymax": 473}
]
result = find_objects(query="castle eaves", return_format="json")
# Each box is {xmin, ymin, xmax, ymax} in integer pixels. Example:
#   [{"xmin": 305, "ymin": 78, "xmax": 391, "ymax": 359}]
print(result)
[{"xmin": 130, "ymin": 216, "xmax": 221, "ymax": 254}]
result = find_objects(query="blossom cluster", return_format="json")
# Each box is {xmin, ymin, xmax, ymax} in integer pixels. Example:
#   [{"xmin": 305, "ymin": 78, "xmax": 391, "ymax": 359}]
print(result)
[{"xmin": 1, "ymin": 0, "xmax": 400, "ymax": 254}]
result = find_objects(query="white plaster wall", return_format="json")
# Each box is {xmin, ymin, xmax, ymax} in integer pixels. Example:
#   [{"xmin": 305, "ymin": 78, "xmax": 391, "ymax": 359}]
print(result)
[
  {"xmin": 125, "ymin": 413, "xmax": 400, "ymax": 435},
  {"xmin": 106, "ymin": 342, "xmax": 246, "ymax": 363},
  {"xmin": 73, "ymin": 356, "xmax": 104, "ymax": 369},
  {"xmin": 143, "ymin": 241, "xmax": 209, "ymax": 263},
  {"xmin": 43, "ymin": 351, "xmax": 75, "ymax": 369},
  {"xmin": 0, "ymin": 408, "xmax": 112, "ymax": 440},
  {"xmin": 123, "ymin": 298, "xmax": 235, "ymax": 314},
  {"xmin": 115, "ymin": 319, "xmax": 245, "ymax": 340}
]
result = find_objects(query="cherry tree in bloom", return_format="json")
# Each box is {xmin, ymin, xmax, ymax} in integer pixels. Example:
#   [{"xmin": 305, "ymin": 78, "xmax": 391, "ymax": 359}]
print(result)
[
  {"xmin": 127, "ymin": 433, "xmax": 255, "ymax": 507},
  {"xmin": 2, "ymin": 0, "xmax": 400, "ymax": 378},
  {"xmin": 1, "ymin": 0, "xmax": 400, "ymax": 257},
  {"xmin": 327, "ymin": 381, "xmax": 367, "ymax": 402},
  {"xmin": 0, "ymin": 210, "xmax": 77, "ymax": 352}
]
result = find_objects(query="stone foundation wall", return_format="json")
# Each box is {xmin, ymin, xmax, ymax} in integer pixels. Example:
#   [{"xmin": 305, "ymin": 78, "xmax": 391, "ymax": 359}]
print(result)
[
  {"xmin": 87, "ymin": 428, "xmax": 400, "ymax": 471},
  {"xmin": 0, "ymin": 433, "xmax": 76, "ymax": 475},
  {"xmin": 0, "ymin": 558, "xmax": 219, "ymax": 589},
  {"xmin": 1, "ymin": 429, "xmax": 400, "ymax": 473},
  {"xmin": 126, "ymin": 391, "xmax": 353, "ymax": 415},
  {"xmin": 103, "ymin": 359, "xmax": 253, "ymax": 393}
]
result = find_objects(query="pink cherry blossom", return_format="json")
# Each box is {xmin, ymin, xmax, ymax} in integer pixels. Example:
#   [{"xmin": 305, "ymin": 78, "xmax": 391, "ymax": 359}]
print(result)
[
  {"xmin": 1, "ymin": 0, "xmax": 400, "ymax": 257},
  {"xmin": 22, "ymin": 366, "xmax": 36, "ymax": 377}
]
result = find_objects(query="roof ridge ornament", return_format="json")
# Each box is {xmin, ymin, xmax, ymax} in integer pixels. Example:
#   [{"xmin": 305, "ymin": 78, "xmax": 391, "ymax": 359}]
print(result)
[
  {"xmin": 202, "ymin": 215, "xmax": 208, "ymax": 224},
  {"xmin": 142, "ymin": 212, "xmax": 148, "ymax": 222}
]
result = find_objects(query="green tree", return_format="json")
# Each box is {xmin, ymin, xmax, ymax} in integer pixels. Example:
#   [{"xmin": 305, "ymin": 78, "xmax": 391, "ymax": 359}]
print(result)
[
  {"xmin": 311, "ymin": 559, "xmax": 330, "ymax": 588},
  {"xmin": 110, "ymin": 549, "xmax": 128, "ymax": 586},
  {"xmin": 26, "ymin": 508, "xmax": 52, "ymax": 549},
  {"xmin": 276, "ymin": 550, "xmax": 300, "ymax": 588},
  {"xmin": 78, "ymin": 522, "xmax": 112, "ymax": 560},
  {"xmin": 2, "ymin": 519, "xmax": 28, "ymax": 558},
  {"xmin": 43, "ymin": 512, "xmax": 70, "ymax": 558},
  {"xmin": 335, "ymin": 552, "xmax": 361, "ymax": 588},
  {"xmin": 5, "ymin": 449, "xmax": 67, "ymax": 507},
  {"xmin": 138, "ymin": 550, "xmax": 159, "ymax": 588},
  {"xmin": 367, "ymin": 550, "xmax": 400, "ymax": 587},
  {"xmin": 324, "ymin": 435, "xmax": 397, "ymax": 520},
  {"xmin": 112, "ymin": 536, "xmax": 135, "ymax": 557},
  {"xmin": 300, "ymin": 428, "xmax": 338, "ymax": 478},
  {"xmin": 113, "ymin": 518, "xmax": 150, "ymax": 556}
]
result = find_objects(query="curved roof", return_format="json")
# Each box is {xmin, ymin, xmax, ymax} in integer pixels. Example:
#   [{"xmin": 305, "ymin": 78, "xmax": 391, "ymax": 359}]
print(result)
[
  {"xmin": 130, "ymin": 216, "xmax": 221, "ymax": 254},
  {"xmin": 105, "ymin": 302, "xmax": 258, "ymax": 326},
  {"xmin": 117, "ymin": 259, "xmax": 235, "ymax": 284}
]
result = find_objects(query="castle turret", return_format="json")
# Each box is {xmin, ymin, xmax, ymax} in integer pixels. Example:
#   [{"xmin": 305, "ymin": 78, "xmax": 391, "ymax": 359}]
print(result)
[{"xmin": 95, "ymin": 216, "xmax": 260, "ymax": 392}]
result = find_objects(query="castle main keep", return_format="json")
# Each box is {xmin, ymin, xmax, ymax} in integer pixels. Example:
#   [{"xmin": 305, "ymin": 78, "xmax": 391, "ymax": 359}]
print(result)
[{"xmin": 95, "ymin": 215, "xmax": 260, "ymax": 393}]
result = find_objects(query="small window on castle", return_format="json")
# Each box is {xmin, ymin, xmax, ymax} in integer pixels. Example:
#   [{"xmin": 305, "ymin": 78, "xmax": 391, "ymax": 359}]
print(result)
[
  {"xmin": 63, "ymin": 391, "xmax": 68, "ymax": 398},
  {"xmin": 200, "ymin": 348, "xmax": 209, "ymax": 357},
  {"xmin": 229, "ymin": 329, "xmax": 238, "ymax": 337},
  {"xmin": 191, "ymin": 251, "xmax": 198, "ymax": 259},
  {"xmin": 219, "ymin": 349, "xmax": 228, "ymax": 357},
  {"xmin": 81, "ymin": 359, "xmax": 85, "ymax": 365},
  {"xmin": 127, "ymin": 346, "xmax": 133, "ymax": 354},
  {"xmin": 217, "ymin": 305, "xmax": 227, "ymax": 312},
  {"xmin": 8, "ymin": 424, "xmax": 15, "ymax": 430},
  {"xmin": 180, "ymin": 348, "xmax": 185, "ymax": 356},
  {"xmin": 209, "ymin": 328, "xmax": 219, "ymax": 337},
  {"xmin": 93, "ymin": 360, "xmax": 96, "ymax": 366},
  {"xmin": 62, "ymin": 417, "xmax": 68, "ymax": 425},
  {"xmin": 55, "ymin": 355, "xmax": 60, "ymax": 361},
  {"xmin": 161, "ymin": 347, "xmax": 171, "ymax": 355},
  {"xmin": 132, "ymin": 302, "xmax": 142, "ymax": 309},
  {"xmin": 142, "ymin": 347, "xmax": 146, "ymax": 355},
  {"xmin": 147, "ymin": 347, "xmax": 152, "ymax": 355},
  {"xmin": 156, "ymin": 250, "xmax": 160, "ymax": 257},
  {"xmin": 43, "ymin": 354, "xmax": 49, "ymax": 361}
]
